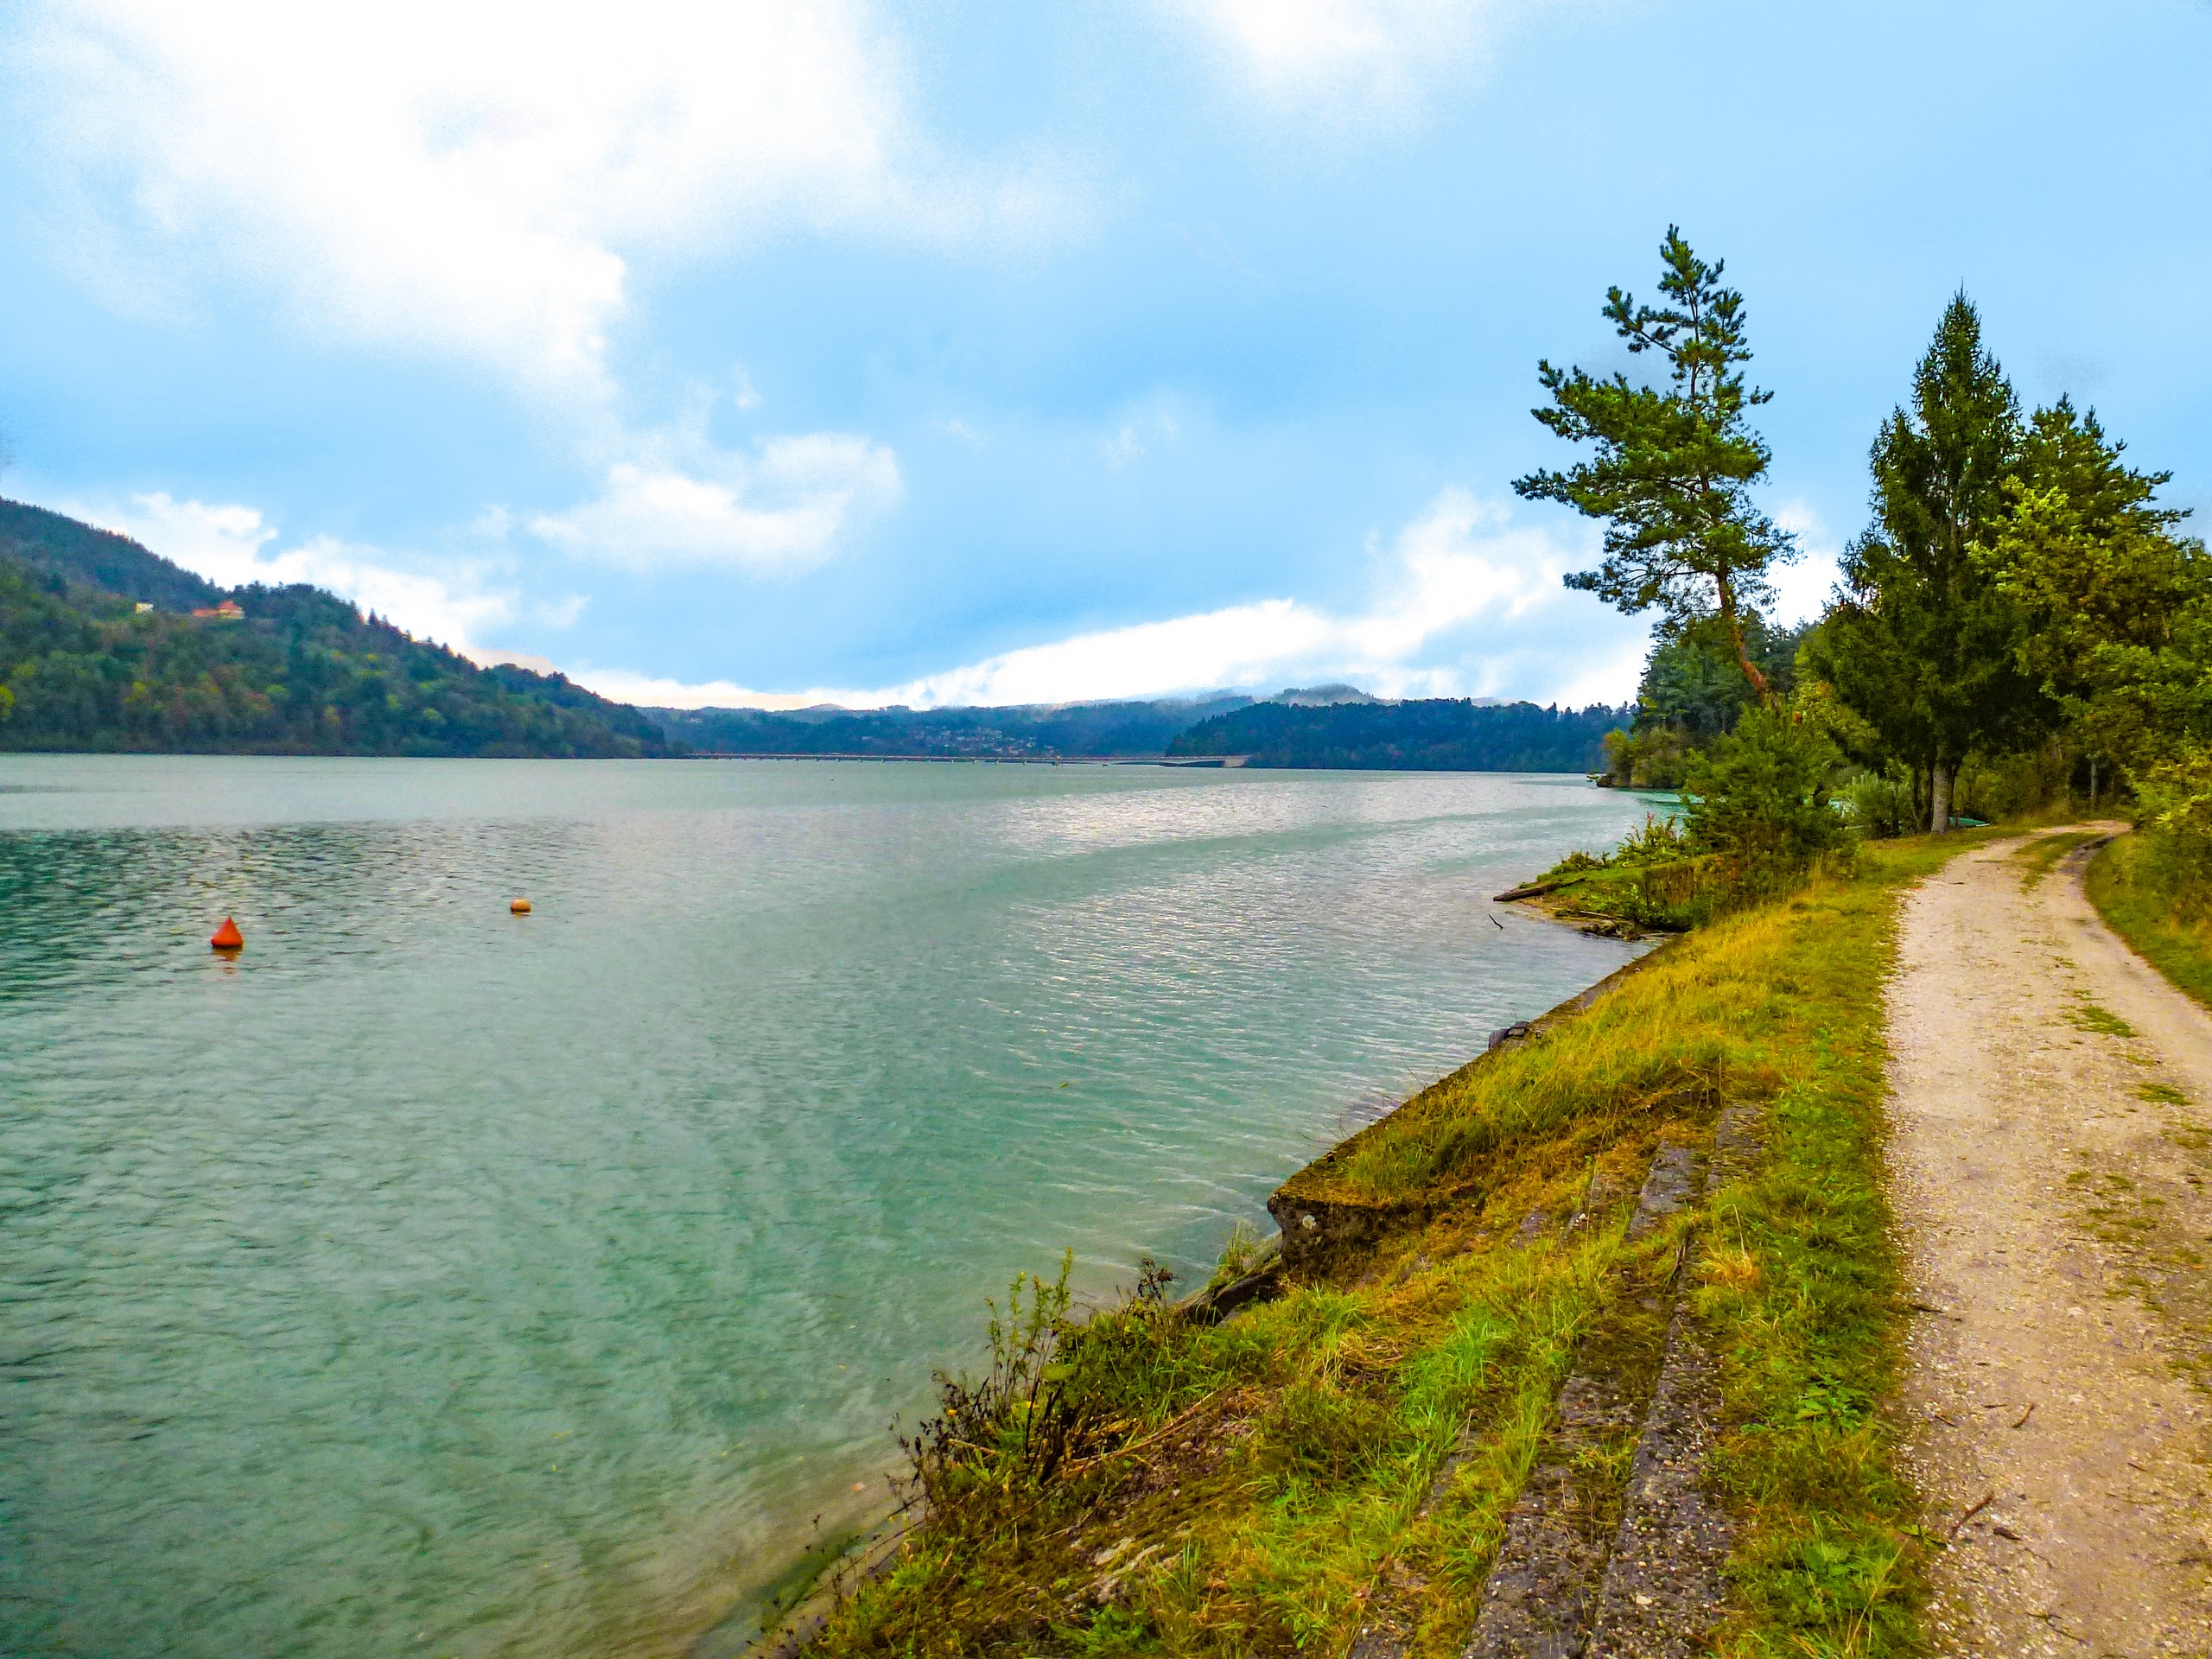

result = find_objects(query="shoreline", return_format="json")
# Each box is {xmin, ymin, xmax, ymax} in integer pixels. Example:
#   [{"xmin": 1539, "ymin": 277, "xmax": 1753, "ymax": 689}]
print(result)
[
  {"xmin": 719, "ymin": 893, "xmax": 1657, "ymax": 1657},
  {"xmin": 773, "ymin": 835, "xmax": 1980, "ymax": 1655},
  {"xmin": 671, "ymin": 752, "xmax": 1247, "ymax": 766}
]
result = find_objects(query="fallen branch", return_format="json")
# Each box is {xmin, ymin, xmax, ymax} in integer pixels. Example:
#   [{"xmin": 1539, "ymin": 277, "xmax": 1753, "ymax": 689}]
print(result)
[
  {"xmin": 1950, "ymin": 1490, "xmax": 1995, "ymax": 1536},
  {"xmin": 1492, "ymin": 874, "xmax": 1588, "ymax": 902}
]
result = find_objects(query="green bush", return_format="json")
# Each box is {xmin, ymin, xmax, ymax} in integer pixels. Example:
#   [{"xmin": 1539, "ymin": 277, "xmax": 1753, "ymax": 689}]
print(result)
[
  {"xmin": 1611, "ymin": 812, "xmax": 1692, "ymax": 866},
  {"xmin": 1840, "ymin": 766, "xmax": 1916, "ymax": 840},
  {"xmin": 1683, "ymin": 705, "xmax": 1848, "ymax": 865},
  {"xmin": 1950, "ymin": 742, "xmax": 2076, "ymax": 823},
  {"xmin": 1602, "ymin": 723, "xmax": 1699, "ymax": 788},
  {"xmin": 2133, "ymin": 745, "xmax": 2212, "ymax": 921}
]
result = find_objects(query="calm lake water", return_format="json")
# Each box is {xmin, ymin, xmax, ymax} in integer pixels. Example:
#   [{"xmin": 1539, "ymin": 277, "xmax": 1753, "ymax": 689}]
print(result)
[{"xmin": 0, "ymin": 756, "xmax": 1658, "ymax": 1659}]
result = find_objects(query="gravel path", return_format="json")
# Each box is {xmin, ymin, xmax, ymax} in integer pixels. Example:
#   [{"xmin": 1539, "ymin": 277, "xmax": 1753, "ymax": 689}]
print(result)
[{"xmin": 1889, "ymin": 827, "xmax": 2212, "ymax": 1655}]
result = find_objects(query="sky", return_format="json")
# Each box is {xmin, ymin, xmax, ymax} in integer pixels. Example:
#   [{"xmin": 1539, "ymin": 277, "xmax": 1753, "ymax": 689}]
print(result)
[{"xmin": 3, "ymin": 1, "xmax": 2208, "ymax": 710}]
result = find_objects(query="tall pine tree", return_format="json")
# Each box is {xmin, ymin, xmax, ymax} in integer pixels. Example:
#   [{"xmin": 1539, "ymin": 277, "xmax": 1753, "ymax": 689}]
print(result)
[
  {"xmin": 1516, "ymin": 228, "xmax": 1795, "ymax": 699},
  {"xmin": 1811, "ymin": 295, "xmax": 2049, "ymax": 831}
]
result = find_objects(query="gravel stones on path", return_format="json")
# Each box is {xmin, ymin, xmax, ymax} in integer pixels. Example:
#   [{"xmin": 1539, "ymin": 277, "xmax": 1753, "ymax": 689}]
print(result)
[{"xmin": 1887, "ymin": 827, "xmax": 2212, "ymax": 1655}]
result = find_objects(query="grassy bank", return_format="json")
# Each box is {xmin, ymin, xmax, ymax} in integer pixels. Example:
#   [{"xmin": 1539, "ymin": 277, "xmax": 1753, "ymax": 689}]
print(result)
[
  {"xmin": 2086, "ymin": 832, "xmax": 2212, "ymax": 1009},
  {"xmin": 797, "ymin": 837, "xmax": 1975, "ymax": 1658}
]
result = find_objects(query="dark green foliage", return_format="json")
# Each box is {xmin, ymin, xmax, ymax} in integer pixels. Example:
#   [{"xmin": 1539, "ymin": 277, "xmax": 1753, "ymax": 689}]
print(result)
[
  {"xmin": 652, "ymin": 696, "xmax": 1253, "ymax": 758},
  {"xmin": 2014, "ymin": 397, "xmax": 2184, "ymax": 543},
  {"xmin": 1682, "ymin": 706, "xmax": 1848, "ymax": 866},
  {"xmin": 1516, "ymin": 228, "xmax": 1795, "ymax": 697},
  {"xmin": 1166, "ymin": 699, "xmax": 1625, "ymax": 771},
  {"xmin": 1839, "ymin": 764, "xmax": 1920, "ymax": 840},
  {"xmin": 1603, "ymin": 621, "xmax": 1808, "ymax": 787},
  {"xmin": 1640, "ymin": 621, "xmax": 1804, "ymax": 736},
  {"xmin": 1807, "ymin": 296, "xmax": 2051, "ymax": 827},
  {"xmin": 1974, "ymin": 401, "xmax": 2211, "ymax": 873},
  {"xmin": 0, "ymin": 508, "xmax": 671, "ymax": 757}
]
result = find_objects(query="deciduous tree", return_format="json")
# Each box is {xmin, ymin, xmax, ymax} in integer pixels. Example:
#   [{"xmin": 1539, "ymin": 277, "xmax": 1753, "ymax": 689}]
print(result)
[{"xmin": 1977, "ymin": 400, "xmax": 2202, "ymax": 794}]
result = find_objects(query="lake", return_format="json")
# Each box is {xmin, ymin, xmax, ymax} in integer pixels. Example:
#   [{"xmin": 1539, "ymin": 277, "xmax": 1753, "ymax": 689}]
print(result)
[{"xmin": 0, "ymin": 755, "xmax": 1659, "ymax": 1658}]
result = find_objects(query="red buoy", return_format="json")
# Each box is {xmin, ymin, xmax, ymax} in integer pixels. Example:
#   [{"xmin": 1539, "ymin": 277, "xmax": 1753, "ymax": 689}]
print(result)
[{"xmin": 210, "ymin": 917, "xmax": 244, "ymax": 951}]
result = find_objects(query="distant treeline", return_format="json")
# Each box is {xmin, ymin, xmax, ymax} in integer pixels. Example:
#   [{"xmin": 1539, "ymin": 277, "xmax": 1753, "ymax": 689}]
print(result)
[
  {"xmin": 1167, "ymin": 699, "xmax": 1627, "ymax": 771},
  {"xmin": 648, "ymin": 696, "xmax": 1253, "ymax": 758},
  {"xmin": 0, "ymin": 499, "xmax": 673, "ymax": 758}
]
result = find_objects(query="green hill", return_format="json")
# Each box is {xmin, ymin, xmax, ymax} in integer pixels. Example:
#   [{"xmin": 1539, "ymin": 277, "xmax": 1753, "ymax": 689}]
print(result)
[
  {"xmin": 648, "ymin": 695, "xmax": 1253, "ymax": 758},
  {"xmin": 1166, "ymin": 697, "xmax": 1626, "ymax": 771},
  {"xmin": 0, "ymin": 499, "xmax": 673, "ymax": 758}
]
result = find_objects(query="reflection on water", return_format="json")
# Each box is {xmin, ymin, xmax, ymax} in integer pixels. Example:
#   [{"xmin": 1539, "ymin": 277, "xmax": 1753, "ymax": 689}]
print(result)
[{"xmin": 0, "ymin": 756, "xmax": 1655, "ymax": 1658}]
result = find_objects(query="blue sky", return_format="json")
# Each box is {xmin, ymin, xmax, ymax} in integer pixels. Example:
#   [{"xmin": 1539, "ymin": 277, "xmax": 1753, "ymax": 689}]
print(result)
[{"xmin": 3, "ymin": 1, "xmax": 2207, "ymax": 709}]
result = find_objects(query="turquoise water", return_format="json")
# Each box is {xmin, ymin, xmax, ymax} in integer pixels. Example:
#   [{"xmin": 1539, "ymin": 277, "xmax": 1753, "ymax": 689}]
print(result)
[{"xmin": 0, "ymin": 756, "xmax": 1657, "ymax": 1658}]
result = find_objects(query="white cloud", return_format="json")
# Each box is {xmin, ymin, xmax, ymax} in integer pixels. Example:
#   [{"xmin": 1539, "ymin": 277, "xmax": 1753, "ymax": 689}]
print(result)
[
  {"xmin": 571, "ymin": 668, "xmax": 831, "ymax": 712},
  {"xmin": 71, "ymin": 491, "xmax": 558, "ymax": 653},
  {"xmin": 1097, "ymin": 409, "xmax": 1179, "ymax": 470},
  {"xmin": 1167, "ymin": 0, "xmax": 1508, "ymax": 118},
  {"xmin": 26, "ymin": 1, "xmax": 1080, "ymax": 393},
  {"xmin": 1770, "ymin": 499, "xmax": 1844, "ymax": 627},
  {"xmin": 530, "ymin": 426, "xmax": 902, "ymax": 573},
  {"xmin": 568, "ymin": 486, "xmax": 1647, "ymax": 709}
]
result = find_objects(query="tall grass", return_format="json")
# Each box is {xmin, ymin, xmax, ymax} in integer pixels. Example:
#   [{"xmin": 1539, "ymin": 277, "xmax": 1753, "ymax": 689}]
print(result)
[{"xmin": 2088, "ymin": 833, "xmax": 2212, "ymax": 1009}]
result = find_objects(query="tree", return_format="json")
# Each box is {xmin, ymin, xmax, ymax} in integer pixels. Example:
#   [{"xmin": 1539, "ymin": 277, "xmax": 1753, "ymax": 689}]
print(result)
[
  {"xmin": 1808, "ymin": 295, "xmax": 2048, "ymax": 832},
  {"xmin": 1600, "ymin": 619, "xmax": 1808, "ymax": 788},
  {"xmin": 1976, "ymin": 400, "xmax": 2202, "ymax": 798},
  {"xmin": 1516, "ymin": 228, "xmax": 1795, "ymax": 700},
  {"xmin": 1681, "ymin": 703, "xmax": 1847, "ymax": 866}
]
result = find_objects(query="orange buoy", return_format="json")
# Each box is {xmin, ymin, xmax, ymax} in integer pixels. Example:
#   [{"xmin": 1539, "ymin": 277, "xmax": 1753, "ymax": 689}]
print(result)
[
  {"xmin": 210, "ymin": 917, "xmax": 244, "ymax": 950},
  {"xmin": 511, "ymin": 898, "xmax": 532, "ymax": 914}
]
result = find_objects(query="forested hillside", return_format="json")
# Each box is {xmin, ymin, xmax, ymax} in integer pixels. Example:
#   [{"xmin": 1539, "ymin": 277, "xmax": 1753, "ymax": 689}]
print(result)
[
  {"xmin": 650, "ymin": 695, "xmax": 1252, "ymax": 758},
  {"xmin": 0, "ymin": 499, "xmax": 673, "ymax": 757},
  {"xmin": 1166, "ymin": 699, "xmax": 1625, "ymax": 771}
]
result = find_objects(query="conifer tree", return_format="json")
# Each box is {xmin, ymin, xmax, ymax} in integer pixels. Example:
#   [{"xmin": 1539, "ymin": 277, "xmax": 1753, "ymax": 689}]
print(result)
[
  {"xmin": 1516, "ymin": 228, "xmax": 1794, "ymax": 700},
  {"xmin": 1812, "ymin": 295, "xmax": 2048, "ymax": 831}
]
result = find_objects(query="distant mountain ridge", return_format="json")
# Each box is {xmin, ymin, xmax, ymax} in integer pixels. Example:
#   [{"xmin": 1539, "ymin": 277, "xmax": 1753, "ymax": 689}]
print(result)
[
  {"xmin": 647, "ymin": 695, "xmax": 1254, "ymax": 759},
  {"xmin": 650, "ymin": 688, "xmax": 1629, "ymax": 772},
  {"xmin": 0, "ymin": 497, "xmax": 1626, "ymax": 770},
  {"xmin": 0, "ymin": 499, "xmax": 673, "ymax": 757},
  {"xmin": 1273, "ymin": 683, "xmax": 1379, "ymax": 707},
  {"xmin": 1167, "ymin": 698, "xmax": 1626, "ymax": 771}
]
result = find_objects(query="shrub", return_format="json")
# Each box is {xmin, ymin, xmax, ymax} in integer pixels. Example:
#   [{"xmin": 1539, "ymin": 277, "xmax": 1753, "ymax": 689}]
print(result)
[
  {"xmin": 1602, "ymin": 724, "xmax": 1698, "ymax": 789},
  {"xmin": 2133, "ymin": 744, "xmax": 2212, "ymax": 921},
  {"xmin": 1683, "ymin": 705, "xmax": 1848, "ymax": 866},
  {"xmin": 1840, "ymin": 766, "xmax": 1916, "ymax": 840},
  {"xmin": 1611, "ymin": 812, "xmax": 1691, "ymax": 866}
]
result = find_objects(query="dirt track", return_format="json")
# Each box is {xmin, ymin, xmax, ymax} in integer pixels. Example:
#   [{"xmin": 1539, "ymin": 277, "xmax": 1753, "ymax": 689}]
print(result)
[{"xmin": 1888, "ymin": 828, "xmax": 2212, "ymax": 1654}]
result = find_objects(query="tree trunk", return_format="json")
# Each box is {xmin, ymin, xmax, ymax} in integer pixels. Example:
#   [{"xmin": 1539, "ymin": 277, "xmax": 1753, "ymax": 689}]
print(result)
[
  {"xmin": 1715, "ymin": 578, "xmax": 1772, "ymax": 705},
  {"xmin": 2088, "ymin": 755, "xmax": 2100, "ymax": 810},
  {"xmin": 1929, "ymin": 759, "xmax": 1954, "ymax": 836}
]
